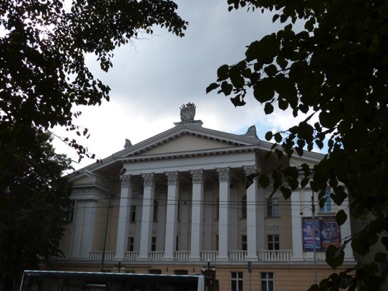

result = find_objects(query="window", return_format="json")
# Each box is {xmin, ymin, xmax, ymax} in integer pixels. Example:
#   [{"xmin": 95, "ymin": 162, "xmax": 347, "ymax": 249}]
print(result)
[
  {"xmin": 267, "ymin": 198, "xmax": 279, "ymax": 217},
  {"xmin": 130, "ymin": 205, "xmax": 136, "ymax": 223},
  {"xmin": 65, "ymin": 201, "xmax": 74, "ymax": 223},
  {"xmin": 151, "ymin": 237, "xmax": 156, "ymax": 251},
  {"xmin": 215, "ymin": 235, "xmax": 219, "ymax": 251},
  {"xmin": 231, "ymin": 272, "xmax": 243, "ymax": 291},
  {"xmin": 261, "ymin": 272, "xmax": 274, "ymax": 291},
  {"xmin": 153, "ymin": 200, "xmax": 158, "ymax": 222},
  {"xmin": 241, "ymin": 196, "xmax": 247, "ymax": 219},
  {"xmin": 127, "ymin": 237, "xmax": 134, "ymax": 252},
  {"xmin": 320, "ymin": 188, "xmax": 333, "ymax": 213},
  {"xmin": 268, "ymin": 235, "xmax": 279, "ymax": 250},
  {"xmin": 241, "ymin": 235, "xmax": 247, "ymax": 251},
  {"xmin": 175, "ymin": 236, "xmax": 179, "ymax": 251}
]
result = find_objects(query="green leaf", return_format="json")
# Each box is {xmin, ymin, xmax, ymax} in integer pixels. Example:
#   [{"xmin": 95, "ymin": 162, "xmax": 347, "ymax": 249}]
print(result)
[
  {"xmin": 245, "ymin": 34, "xmax": 279, "ymax": 63},
  {"xmin": 253, "ymin": 78, "xmax": 275, "ymax": 103},
  {"xmin": 278, "ymin": 98, "xmax": 288, "ymax": 110},
  {"xmin": 264, "ymin": 64, "xmax": 277, "ymax": 77},
  {"xmin": 265, "ymin": 131, "xmax": 273, "ymax": 141},
  {"xmin": 274, "ymin": 132, "xmax": 282, "ymax": 143},
  {"xmin": 230, "ymin": 96, "xmax": 246, "ymax": 107},
  {"xmin": 217, "ymin": 64, "xmax": 229, "ymax": 81},
  {"xmin": 280, "ymin": 186, "xmax": 292, "ymax": 199},
  {"xmin": 206, "ymin": 82, "xmax": 219, "ymax": 93},
  {"xmin": 319, "ymin": 111, "xmax": 338, "ymax": 128},
  {"xmin": 326, "ymin": 245, "xmax": 344, "ymax": 270},
  {"xmin": 258, "ymin": 174, "xmax": 270, "ymax": 188},
  {"xmin": 264, "ymin": 102, "xmax": 274, "ymax": 114},
  {"xmin": 336, "ymin": 209, "xmax": 348, "ymax": 226},
  {"xmin": 220, "ymin": 81, "xmax": 233, "ymax": 96}
]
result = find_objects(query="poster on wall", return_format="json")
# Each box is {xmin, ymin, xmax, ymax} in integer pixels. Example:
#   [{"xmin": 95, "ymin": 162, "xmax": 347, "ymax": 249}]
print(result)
[{"xmin": 302, "ymin": 216, "xmax": 341, "ymax": 252}]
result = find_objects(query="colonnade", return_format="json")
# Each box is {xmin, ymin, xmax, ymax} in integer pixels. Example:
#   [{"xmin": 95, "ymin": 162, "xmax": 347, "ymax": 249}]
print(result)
[{"xmin": 114, "ymin": 166, "xmax": 262, "ymax": 261}]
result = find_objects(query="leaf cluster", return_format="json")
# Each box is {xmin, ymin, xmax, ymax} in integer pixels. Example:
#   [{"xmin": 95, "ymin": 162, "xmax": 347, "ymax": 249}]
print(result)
[
  {"xmin": 208, "ymin": 0, "xmax": 388, "ymax": 289},
  {"xmin": 0, "ymin": 123, "xmax": 73, "ymax": 290},
  {"xmin": 1, "ymin": 0, "xmax": 187, "ymax": 161}
]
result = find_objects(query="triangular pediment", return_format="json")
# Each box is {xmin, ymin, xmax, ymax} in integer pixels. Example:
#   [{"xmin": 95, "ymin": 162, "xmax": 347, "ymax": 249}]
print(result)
[
  {"xmin": 68, "ymin": 122, "xmax": 262, "ymax": 180},
  {"xmin": 121, "ymin": 124, "xmax": 260, "ymax": 159},
  {"xmin": 141, "ymin": 134, "xmax": 233, "ymax": 155}
]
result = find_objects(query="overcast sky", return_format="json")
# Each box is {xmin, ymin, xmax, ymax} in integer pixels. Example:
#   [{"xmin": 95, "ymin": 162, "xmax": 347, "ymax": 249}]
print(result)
[{"xmin": 54, "ymin": 0, "xmax": 310, "ymax": 170}]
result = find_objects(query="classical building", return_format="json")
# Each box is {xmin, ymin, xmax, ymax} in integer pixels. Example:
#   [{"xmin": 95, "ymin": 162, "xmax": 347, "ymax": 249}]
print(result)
[{"xmin": 57, "ymin": 103, "xmax": 355, "ymax": 290}]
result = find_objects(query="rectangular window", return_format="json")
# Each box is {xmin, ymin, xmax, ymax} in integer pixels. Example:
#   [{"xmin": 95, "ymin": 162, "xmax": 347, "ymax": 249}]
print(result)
[
  {"xmin": 241, "ymin": 235, "xmax": 247, "ymax": 251},
  {"xmin": 153, "ymin": 200, "xmax": 158, "ymax": 222},
  {"xmin": 127, "ymin": 237, "xmax": 134, "ymax": 252},
  {"xmin": 267, "ymin": 198, "xmax": 279, "ymax": 217},
  {"xmin": 261, "ymin": 272, "xmax": 274, "ymax": 291},
  {"xmin": 231, "ymin": 272, "xmax": 243, "ymax": 291},
  {"xmin": 175, "ymin": 236, "xmax": 179, "ymax": 251},
  {"xmin": 241, "ymin": 196, "xmax": 247, "ymax": 219},
  {"xmin": 130, "ymin": 205, "xmax": 136, "ymax": 223},
  {"xmin": 151, "ymin": 237, "xmax": 156, "ymax": 252},
  {"xmin": 65, "ymin": 201, "xmax": 74, "ymax": 223},
  {"xmin": 268, "ymin": 235, "xmax": 279, "ymax": 250}
]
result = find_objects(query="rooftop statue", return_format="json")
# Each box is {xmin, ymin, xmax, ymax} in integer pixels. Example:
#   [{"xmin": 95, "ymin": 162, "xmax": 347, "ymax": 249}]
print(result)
[{"xmin": 180, "ymin": 102, "xmax": 196, "ymax": 122}]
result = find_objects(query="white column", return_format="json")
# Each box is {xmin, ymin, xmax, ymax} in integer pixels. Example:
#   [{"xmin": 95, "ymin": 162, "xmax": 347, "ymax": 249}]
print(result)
[
  {"xmin": 114, "ymin": 175, "xmax": 133, "ymax": 260},
  {"xmin": 341, "ymin": 197, "xmax": 354, "ymax": 261},
  {"xmin": 71, "ymin": 200, "xmax": 83, "ymax": 258},
  {"xmin": 81, "ymin": 200, "xmax": 97, "ymax": 258},
  {"xmin": 71, "ymin": 200, "xmax": 97, "ymax": 258},
  {"xmin": 217, "ymin": 167, "xmax": 230, "ymax": 261},
  {"xmin": 189, "ymin": 169, "xmax": 204, "ymax": 261},
  {"xmin": 163, "ymin": 171, "xmax": 179, "ymax": 260},
  {"xmin": 291, "ymin": 189, "xmax": 303, "ymax": 260},
  {"xmin": 138, "ymin": 173, "xmax": 155, "ymax": 260},
  {"xmin": 245, "ymin": 166, "xmax": 258, "ymax": 260}
]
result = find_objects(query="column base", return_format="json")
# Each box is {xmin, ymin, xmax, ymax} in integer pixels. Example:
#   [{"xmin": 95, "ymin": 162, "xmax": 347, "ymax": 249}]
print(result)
[{"xmin": 245, "ymin": 255, "xmax": 258, "ymax": 261}]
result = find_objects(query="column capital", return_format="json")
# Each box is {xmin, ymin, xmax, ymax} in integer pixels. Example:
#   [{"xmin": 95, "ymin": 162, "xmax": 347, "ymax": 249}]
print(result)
[
  {"xmin": 120, "ymin": 175, "xmax": 132, "ymax": 188},
  {"xmin": 217, "ymin": 167, "xmax": 230, "ymax": 182},
  {"xmin": 142, "ymin": 173, "xmax": 155, "ymax": 187},
  {"xmin": 166, "ymin": 171, "xmax": 179, "ymax": 185},
  {"xmin": 191, "ymin": 169, "xmax": 204, "ymax": 183},
  {"xmin": 244, "ymin": 166, "xmax": 257, "ymax": 176}
]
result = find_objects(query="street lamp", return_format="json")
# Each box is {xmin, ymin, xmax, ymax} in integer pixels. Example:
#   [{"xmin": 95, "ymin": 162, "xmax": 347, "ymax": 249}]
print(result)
[
  {"xmin": 114, "ymin": 260, "xmax": 125, "ymax": 273},
  {"xmin": 201, "ymin": 262, "xmax": 216, "ymax": 278}
]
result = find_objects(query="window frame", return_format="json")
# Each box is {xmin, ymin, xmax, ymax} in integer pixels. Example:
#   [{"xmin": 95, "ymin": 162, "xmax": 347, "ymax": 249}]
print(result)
[
  {"xmin": 261, "ymin": 272, "xmax": 274, "ymax": 291},
  {"xmin": 267, "ymin": 198, "xmax": 279, "ymax": 217},
  {"xmin": 267, "ymin": 234, "xmax": 280, "ymax": 251},
  {"xmin": 231, "ymin": 272, "xmax": 244, "ymax": 291}
]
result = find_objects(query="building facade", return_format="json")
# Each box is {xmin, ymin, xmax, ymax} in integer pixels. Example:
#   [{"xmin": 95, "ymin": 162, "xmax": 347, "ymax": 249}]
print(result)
[{"xmin": 57, "ymin": 104, "xmax": 355, "ymax": 290}]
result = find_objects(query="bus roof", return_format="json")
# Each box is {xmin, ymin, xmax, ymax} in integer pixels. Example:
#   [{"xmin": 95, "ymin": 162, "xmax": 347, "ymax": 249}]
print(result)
[{"xmin": 23, "ymin": 270, "xmax": 205, "ymax": 279}]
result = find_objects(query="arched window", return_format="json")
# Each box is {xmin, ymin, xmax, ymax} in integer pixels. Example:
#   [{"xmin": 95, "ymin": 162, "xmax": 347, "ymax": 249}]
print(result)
[{"xmin": 320, "ymin": 188, "xmax": 333, "ymax": 213}]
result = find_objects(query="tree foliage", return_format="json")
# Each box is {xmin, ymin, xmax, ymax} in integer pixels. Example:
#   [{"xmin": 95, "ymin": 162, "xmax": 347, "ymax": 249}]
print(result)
[
  {"xmin": 0, "ymin": 0, "xmax": 187, "ymax": 161},
  {"xmin": 208, "ymin": 0, "xmax": 388, "ymax": 289},
  {"xmin": 0, "ymin": 124, "xmax": 73, "ymax": 291}
]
